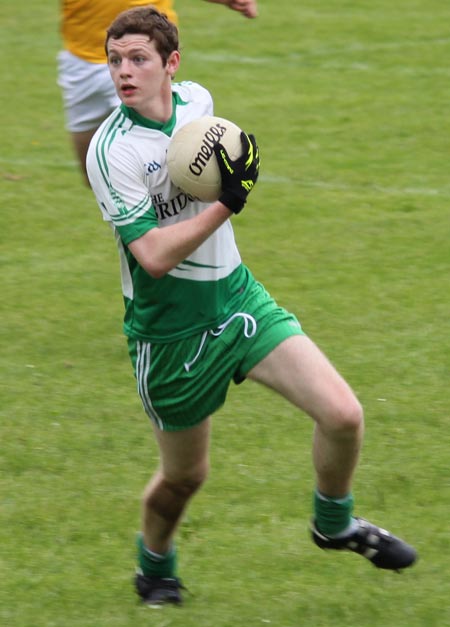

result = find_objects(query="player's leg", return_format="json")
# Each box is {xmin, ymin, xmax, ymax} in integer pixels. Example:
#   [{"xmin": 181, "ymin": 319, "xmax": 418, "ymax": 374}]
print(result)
[
  {"xmin": 247, "ymin": 334, "xmax": 417, "ymax": 570},
  {"xmin": 57, "ymin": 50, "xmax": 119, "ymax": 184},
  {"xmin": 70, "ymin": 128, "xmax": 98, "ymax": 184},
  {"xmin": 128, "ymin": 332, "xmax": 233, "ymax": 603},
  {"xmin": 247, "ymin": 334, "xmax": 363, "ymax": 498},
  {"xmin": 143, "ymin": 417, "xmax": 211, "ymax": 554},
  {"xmin": 135, "ymin": 417, "xmax": 211, "ymax": 606}
]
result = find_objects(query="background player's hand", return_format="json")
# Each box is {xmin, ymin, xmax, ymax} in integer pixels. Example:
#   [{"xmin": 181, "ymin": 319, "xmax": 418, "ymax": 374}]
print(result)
[
  {"xmin": 214, "ymin": 132, "xmax": 260, "ymax": 214},
  {"xmin": 206, "ymin": 0, "xmax": 258, "ymax": 19}
]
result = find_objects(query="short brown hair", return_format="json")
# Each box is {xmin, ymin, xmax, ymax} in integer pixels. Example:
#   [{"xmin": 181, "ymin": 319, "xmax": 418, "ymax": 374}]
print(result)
[{"xmin": 105, "ymin": 6, "xmax": 179, "ymax": 65}]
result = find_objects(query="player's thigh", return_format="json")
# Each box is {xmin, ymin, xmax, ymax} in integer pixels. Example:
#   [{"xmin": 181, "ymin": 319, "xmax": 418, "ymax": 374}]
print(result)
[
  {"xmin": 247, "ymin": 335, "xmax": 361, "ymax": 426},
  {"xmin": 58, "ymin": 50, "xmax": 119, "ymax": 132},
  {"xmin": 151, "ymin": 417, "xmax": 211, "ymax": 484}
]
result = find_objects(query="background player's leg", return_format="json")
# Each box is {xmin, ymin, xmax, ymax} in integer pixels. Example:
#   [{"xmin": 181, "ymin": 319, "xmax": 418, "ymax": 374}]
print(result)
[{"xmin": 70, "ymin": 128, "xmax": 98, "ymax": 185}]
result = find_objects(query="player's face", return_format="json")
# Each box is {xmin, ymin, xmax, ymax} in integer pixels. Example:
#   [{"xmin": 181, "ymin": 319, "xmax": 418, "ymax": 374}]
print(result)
[{"xmin": 107, "ymin": 34, "xmax": 179, "ymax": 117}]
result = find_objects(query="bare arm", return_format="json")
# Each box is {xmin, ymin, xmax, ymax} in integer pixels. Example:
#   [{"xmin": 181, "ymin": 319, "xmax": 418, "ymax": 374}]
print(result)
[
  {"xmin": 129, "ymin": 132, "xmax": 260, "ymax": 278},
  {"xmin": 205, "ymin": 0, "xmax": 258, "ymax": 19},
  {"xmin": 128, "ymin": 201, "xmax": 232, "ymax": 279}
]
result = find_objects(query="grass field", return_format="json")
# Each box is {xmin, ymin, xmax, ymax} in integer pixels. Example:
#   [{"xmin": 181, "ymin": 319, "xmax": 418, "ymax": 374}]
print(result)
[{"xmin": 1, "ymin": 1, "xmax": 449, "ymax": 625}]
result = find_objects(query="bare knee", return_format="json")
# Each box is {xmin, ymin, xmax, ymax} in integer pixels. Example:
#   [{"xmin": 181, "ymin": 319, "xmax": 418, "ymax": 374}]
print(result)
[
  {"xmin": 144, "ymin": 462, "xmax": 209, "ymax": 513},
  {"xmin": 164, "ymin": 466, "xmax": 209, "ymax": 500},
  {"xmin": 319, "ymin": 396, "xmax": 364, "ymax": 437}
]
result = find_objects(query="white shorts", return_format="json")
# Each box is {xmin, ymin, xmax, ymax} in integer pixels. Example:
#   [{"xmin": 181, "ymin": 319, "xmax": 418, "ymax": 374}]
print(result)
[{"xmin": 57, "ymin": 50, "xmax": 120, "ymax": 133}]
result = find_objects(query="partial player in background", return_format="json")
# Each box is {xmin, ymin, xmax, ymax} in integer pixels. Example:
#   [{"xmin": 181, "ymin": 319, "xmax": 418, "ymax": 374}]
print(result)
[
  {"xmin": 87, "ymin": 6, "xmax": 416, "ymax": 608},
  {"xmin": 58, "ymin": 0, "xmax": 258, "ymax": 185}
]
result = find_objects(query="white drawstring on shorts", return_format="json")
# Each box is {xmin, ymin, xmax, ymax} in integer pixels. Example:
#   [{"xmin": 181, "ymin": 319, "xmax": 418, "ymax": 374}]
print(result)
[{"xmin": 183, "ymin": 312, "xmax": 257, "ymax": 372}]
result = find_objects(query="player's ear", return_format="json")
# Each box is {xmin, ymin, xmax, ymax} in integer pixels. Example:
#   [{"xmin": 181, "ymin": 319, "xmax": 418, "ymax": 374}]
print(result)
[{"xmin": 166, "ymin": 50, "xmax": 180, "ymax": 77}]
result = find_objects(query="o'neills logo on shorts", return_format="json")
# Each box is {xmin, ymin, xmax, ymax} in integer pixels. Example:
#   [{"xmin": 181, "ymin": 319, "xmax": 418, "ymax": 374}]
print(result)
[{"xmin": 189, "ymin": 122, "xmax": 227, "ymax": 176}]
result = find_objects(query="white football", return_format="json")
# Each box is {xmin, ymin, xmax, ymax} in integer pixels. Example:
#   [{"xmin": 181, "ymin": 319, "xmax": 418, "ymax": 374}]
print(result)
[{"xmin": 167, "ymin": 115, "xmax": 243, "ymax": 202}]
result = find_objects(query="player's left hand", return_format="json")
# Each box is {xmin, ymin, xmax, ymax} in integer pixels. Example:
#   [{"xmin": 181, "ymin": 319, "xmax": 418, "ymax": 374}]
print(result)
[{"xmin": 214, "ymin": 132, "xmax": 260, "ymax": 214}]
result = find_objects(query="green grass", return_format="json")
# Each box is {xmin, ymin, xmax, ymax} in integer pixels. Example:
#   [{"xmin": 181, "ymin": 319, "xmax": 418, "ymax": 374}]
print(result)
[{"xmin": 2, "ymin": 1, "xmax": 450, "ymax": 625}]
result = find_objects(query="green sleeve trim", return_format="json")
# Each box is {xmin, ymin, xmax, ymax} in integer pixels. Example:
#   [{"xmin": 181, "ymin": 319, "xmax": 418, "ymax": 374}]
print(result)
[{"xmin": 116, "ymin": 209, "xmax": 159, "ymax": 245}]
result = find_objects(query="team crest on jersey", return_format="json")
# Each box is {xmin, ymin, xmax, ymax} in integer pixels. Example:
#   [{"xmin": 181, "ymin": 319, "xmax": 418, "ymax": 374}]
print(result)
[{"xmin": 144, "ymin": 160, "xmax": 161, "ymax": 174}]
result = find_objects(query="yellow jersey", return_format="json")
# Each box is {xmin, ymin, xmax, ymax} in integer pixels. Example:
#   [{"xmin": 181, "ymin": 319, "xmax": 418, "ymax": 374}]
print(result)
[{"xmin": 61, "ymin": 0, "xmax": 178, "ymax": 63}]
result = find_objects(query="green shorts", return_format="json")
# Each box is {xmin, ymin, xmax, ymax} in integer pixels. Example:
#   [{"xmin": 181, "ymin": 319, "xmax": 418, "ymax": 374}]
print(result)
[{"xmin": 127, "ymin": 279, "xmax": 304, "ymax": 431}]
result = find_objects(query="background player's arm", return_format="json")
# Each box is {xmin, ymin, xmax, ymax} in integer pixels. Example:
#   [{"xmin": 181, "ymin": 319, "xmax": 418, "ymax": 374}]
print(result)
[
  {"xmin": 128, "ymin": 201, "xmax": 232, "ymax": 278},
  {"xmin": 205, "ymin": 0, "xmax": 258, "ymax": 19}
]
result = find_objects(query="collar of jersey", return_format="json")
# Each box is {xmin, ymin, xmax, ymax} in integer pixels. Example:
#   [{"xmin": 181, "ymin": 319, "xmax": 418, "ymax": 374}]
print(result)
[{"xmin": 120, "ymin": 92, "xmax": 187, "ymax": 136}]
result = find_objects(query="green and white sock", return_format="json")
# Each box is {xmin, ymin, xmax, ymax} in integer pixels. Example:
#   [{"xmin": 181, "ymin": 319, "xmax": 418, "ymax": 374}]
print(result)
[
  {"xmin": 136, "ymin": 533, "xmax": 177, "ymax": 578},
  {"xmin": 314, "ymin": 490, "xmax": 357, "ymax": 538}
]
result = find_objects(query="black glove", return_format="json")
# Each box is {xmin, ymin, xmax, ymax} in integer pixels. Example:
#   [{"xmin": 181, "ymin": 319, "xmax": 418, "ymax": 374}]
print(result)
[{"xmin": 213, "ymin": 131, "xmax": 260, "ymax": 214}]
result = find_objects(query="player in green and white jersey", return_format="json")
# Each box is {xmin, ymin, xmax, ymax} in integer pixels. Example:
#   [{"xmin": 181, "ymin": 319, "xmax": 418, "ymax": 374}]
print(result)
[
  {"xmin": 88, "ymin": 79, "xmax": 248, "ymax": 342},
  {"xmin": 87, "ymin": 5, "xmax": 416, "ymax": 609}
]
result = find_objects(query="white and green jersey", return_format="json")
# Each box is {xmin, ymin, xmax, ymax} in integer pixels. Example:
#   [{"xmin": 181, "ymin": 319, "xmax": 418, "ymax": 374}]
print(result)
[{"xmin": 87, "ymin": 81, "xmax": 250, "ymax": 342}]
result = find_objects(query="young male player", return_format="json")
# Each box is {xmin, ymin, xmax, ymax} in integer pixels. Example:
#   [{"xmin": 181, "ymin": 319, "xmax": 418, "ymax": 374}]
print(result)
[
  {"xmin": 58, "ymin": 0, "xmax": 258, "ymax": 185},
  {"xmin": 87, "ymin": 6, "xmax": 417, "ymax": 607}
]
